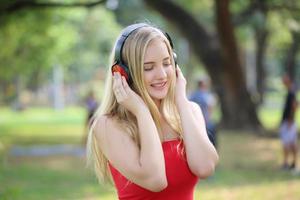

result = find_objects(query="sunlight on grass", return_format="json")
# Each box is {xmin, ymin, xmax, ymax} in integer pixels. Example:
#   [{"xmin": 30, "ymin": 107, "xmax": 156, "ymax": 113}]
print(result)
[
  {"xmin": 0, "ymin": 106, "xmax": 85, "ymax": 124},
  {"xmin": 0, "ymin": 106, "xmax": 86, "ymax": 146}
]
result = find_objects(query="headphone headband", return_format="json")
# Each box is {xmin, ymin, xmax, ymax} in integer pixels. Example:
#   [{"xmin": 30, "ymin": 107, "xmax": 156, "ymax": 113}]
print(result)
[
  {"xmin": 114, "ymin": 23, "xmax": 175, "ymax": 65},
  {"xmin": 114, "ymin": 23, "xmax": 149, "ymax": 65},
  {"xmin": 112, "ymin": 23, "xmax": 177, "ymax": 85}
]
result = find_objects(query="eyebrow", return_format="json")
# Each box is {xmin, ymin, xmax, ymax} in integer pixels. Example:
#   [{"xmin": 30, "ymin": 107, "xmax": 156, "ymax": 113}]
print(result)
[{"xmin": 143, "ymin": 56, "xmax": 170, "ymax": 65}]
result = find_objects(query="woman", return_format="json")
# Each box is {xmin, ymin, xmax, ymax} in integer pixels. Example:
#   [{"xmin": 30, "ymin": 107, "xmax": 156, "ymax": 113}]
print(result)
[{"xmin": 87, "ymin": 23, "xmax": 219, "ymax": 200}]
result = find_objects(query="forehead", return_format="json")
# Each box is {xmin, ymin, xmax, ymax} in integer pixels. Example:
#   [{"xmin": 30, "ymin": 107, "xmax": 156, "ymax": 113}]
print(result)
[{"xmin": 144, "ymin": 38, "xmax": 169, "ymax": 62}]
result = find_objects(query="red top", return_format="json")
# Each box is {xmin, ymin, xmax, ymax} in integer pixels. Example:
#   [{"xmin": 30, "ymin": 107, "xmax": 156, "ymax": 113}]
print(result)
[{"xmin": 109, "ymin": 139, "xmax": 199, "ymax": 200}]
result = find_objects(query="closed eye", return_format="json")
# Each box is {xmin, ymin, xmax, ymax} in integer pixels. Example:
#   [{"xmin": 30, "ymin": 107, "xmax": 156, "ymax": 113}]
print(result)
[
  {"xmin": 163, "ymin": 57, "xmax": 171, "ymax": 66},
  {"xmin": 163, "ymin": 62, "xmax": 171, "ymax": 66},
  {"xmin": 144, "ymin": 65, "xmax": 153, "ymax": 71}
]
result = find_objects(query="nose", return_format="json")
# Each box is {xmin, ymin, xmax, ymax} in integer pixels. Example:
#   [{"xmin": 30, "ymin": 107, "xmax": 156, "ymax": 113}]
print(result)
[{"xmin": 155, "ymin": 66, "xmax": 167, "ymax": 79}]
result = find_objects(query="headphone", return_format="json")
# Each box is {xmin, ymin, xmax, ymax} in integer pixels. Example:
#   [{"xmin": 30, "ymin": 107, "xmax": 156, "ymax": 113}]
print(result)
[{"xmin": 111, "ymin": 23, "xmax": 177, "ymax": 85}]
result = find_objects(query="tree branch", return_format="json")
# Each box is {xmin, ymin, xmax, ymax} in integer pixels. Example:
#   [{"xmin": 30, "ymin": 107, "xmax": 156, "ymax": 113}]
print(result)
[
  {"xmin": 232, "ymin": 1, "xmax": 300, "ymax": 26},
  {"xmin": 1, "ymin": 0, "xmax": 107, "ymax": 13},
  {"xmin": 232, "ymin": 1, "xmax": 260, "ymax": 26}
]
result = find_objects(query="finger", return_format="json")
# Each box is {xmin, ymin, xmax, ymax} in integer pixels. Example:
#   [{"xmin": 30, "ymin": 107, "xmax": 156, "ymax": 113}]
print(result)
[
  {"xmin": 175, "ymin": 67, "xmax": 181, "ymax": 76},
  {"xmin": 118, "ymin": 76, "xmax": 127, "ymax": 97},
  {"xmin": 115, "ymin": 72, "xmax": 128, "ymax": 97},
  {"xmin": 176, "ymin": 66, "xmax": 184, "ymax": 78},
  {"xmin": 114, "ymin": 72, "xmax": 123, "ymax": 90},
  {"xmin": 113, "ymin": 73, "xmax": 123, "ymax": 98},
  {"xmin": 122, "ymin": 76, "xmax": 130, "ymax": 92},
  {"xmin": 176, "ymin": 65, "xmax": 182, "ymax": 72},
  {"xmin": 112, "ymin": 72, "xmax": 119, "ymax": 89}
]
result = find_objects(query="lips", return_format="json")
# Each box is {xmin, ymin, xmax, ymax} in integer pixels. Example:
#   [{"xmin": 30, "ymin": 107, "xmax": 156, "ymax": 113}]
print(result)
[{"xmin": 151, "ymin": 81, "xmax": 167, "ymax": 89}]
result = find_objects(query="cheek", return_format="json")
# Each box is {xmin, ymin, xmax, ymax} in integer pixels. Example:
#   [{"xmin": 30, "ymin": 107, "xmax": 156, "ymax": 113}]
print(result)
[
  {"xmin": 143, "ymin": 73, "xmax": 152, "ymax": 87},
  {"xmin": 167, "ymin": 66, "xmax": 175, "ymax": 79}
]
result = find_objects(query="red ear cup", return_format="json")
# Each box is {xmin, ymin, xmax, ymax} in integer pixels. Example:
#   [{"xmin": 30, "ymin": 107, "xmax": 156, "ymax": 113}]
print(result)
[{"xmin": 112, "ymin": 64, "xmax": 129, "ymax": 81}]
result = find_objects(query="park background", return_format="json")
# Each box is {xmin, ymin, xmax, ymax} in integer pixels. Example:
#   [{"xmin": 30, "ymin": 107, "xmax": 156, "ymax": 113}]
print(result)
[{"xmin": 0, "ymin": 0, "xmax": 300, "ymax": 199}]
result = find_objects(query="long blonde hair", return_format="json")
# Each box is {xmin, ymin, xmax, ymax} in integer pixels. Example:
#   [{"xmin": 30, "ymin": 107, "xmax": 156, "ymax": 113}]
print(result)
[{"xmin": 86, "ymin": 24, "xmax": 183, "ymax": 183}]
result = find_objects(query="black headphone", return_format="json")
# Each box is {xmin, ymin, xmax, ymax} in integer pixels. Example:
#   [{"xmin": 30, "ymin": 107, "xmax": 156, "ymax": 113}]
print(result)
[{"xmin": 111, "ymin": 23, "xmax": 177, "ymax": 85}]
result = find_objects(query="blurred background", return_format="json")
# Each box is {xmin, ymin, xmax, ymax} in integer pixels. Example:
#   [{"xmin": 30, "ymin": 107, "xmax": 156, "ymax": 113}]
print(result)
[{"xmin": 0, "ymin": 0, "xmax": 300, "ymax": 199}]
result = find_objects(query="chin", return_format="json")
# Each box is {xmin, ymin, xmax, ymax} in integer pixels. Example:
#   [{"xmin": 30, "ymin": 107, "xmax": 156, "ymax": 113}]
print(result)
[
  {"xmin": 147, "ymin": 85, "xmax": 170, "ymax": 102},
  {"xmin": 149, "ymin": 92, "xmax": 168, "ymax": 101}
]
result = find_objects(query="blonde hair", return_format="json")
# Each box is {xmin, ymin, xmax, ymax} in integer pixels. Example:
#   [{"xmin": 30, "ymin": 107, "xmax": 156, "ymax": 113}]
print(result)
[{"xmin": 86, "ymin": 24, "xmax": 183, "ymax": 184}]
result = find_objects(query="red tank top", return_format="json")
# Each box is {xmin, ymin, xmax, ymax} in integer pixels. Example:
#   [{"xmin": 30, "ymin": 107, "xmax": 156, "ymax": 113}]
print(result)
[{"xmin": 109, "ymin": 139, "xmax": 199, "ymax": 200}]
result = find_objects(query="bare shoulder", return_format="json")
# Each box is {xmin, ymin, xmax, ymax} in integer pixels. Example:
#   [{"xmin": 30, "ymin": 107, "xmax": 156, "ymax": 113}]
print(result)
[
  {"xmin": 93, "ymin": 115, "xmax": 125, "ymax": 142},
  {"xmin": 189, "ymin": 101, "xmax": 201, "ymax": 111},
  {"xmin": 92, "ymin": 115, "xmax": 136, "ymax": 155},
  {"xmin": 92, "ymin": 115, "xmax": 109, "ymax": 141},
  {"xmin": 188, "ymin": 101, "xmax": 205, "ymax": 120}
]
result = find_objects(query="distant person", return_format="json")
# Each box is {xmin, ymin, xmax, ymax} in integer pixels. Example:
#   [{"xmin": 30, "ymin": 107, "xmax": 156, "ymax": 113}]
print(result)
[
  {"xmin": 189, "ymin": 78, "xmax": 217, "ymax": 148},
  {"xmin": 279, "ymin": 74, "xmax": 298, "ymax": 170},
  {"xmin": 86, "ymin": 23, "xmax": 218, "ymax": 199},
  {"xmin": 82, "ymin": 91, "xmax": 98, "ymax": 145}
]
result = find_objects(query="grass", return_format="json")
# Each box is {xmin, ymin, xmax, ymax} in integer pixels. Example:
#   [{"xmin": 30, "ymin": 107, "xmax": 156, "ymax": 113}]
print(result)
[
  {"xmin": 0, "ymin": 156, "xmax": 113, "ymax": 200},
  {"xmin": 0, "ymin": 107, "xmax": 85, "ymax": 146},
  {"xmin": 196, "ymin": 132, "xmax": 300, "ymax": 200},
  {"xmin": 0, "ymin": 106, "xmax": 300, "ymax": 199}
]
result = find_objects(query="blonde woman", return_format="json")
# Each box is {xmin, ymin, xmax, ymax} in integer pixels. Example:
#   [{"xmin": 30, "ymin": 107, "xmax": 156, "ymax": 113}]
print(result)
[{"xmin": 87, "ymin": 23, "xmax": 219, "ymax": 200}]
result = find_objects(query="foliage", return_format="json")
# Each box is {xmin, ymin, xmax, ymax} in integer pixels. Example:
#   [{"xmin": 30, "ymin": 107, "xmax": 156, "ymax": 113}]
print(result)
[
  {"xmin": 0, "ymin": 0, "xmax": 300, "ymax": 128},
  {"xmin": 67, "ymin": 7, "xmax": 121, "ymax": 83},
  {"xmin": 0, "ymin": 5, "xmax": 121, "ymax": 103},
  {"xmin": 175, "ymin": 0, "xmax": 215, "ymax": 29},
  {"xmin": 0, "ymin": 10, "xmax": 60, "ymax": 84}
]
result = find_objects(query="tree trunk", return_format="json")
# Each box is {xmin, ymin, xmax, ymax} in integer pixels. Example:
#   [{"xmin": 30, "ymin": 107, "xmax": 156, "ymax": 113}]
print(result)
[
  {"xmin": 255, "ymin": 27, "xmax": 268, "ymax": 105},
  {"xmin": 144, "ymin": 0, "xmax": 261, "ymax": 130},
  {"xmin": 215, "ymin": 0, "xmax": 261, "ymax": 129},
  {"xmin": 285, "ymin": 31, "xmax": 300, "ymax": 82}
]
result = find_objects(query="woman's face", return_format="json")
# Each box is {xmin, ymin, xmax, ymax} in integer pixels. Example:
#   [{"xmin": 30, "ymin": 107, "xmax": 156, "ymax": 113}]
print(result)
[{"xmin": 143, "ymin": 38, "xmax": 174, "ymax": 103}]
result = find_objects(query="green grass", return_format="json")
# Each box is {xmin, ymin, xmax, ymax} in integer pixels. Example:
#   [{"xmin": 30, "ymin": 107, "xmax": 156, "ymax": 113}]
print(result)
[
  {"xmin": 195, "ymin": 132, "xmax": 300, "ymax": 200},
  {"xmin": 0, "ymin": 106, "xmax": 300, "ymax": 199},
  {"xmin": 0, "ymin": 107, "xmax": 85, "ymax": 146},
  {"xmin": 0, "ymin": 156, "xmax": 114, "ymax": 200}
]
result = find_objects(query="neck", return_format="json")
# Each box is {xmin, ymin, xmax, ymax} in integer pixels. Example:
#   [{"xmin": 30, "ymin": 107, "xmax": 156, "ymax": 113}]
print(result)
[{"xmin": 154, "ymin": 99, "xmax": 162, "ymax": 108}]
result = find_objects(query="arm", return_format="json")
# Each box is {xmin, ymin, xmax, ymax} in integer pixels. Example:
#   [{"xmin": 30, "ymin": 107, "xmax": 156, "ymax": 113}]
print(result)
[
  {"xmin": 94, "ymin": 73, "xmax": 167, "ymax": 192},
  {"xmin": 175, "ymin": 68, "xmax": 219, "ymax": 178},
  {"xmin": 177, "ymin": 100, "xmax": 219, "ymax": 178}
]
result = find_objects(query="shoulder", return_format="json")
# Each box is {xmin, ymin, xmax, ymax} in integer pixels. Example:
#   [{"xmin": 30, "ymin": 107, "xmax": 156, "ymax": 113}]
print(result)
[
  {"xmin": 189, "ymin": 101, "xmax": 201, "ymax": 111},
  {"xmin": 92, "ymin": 115, "xmax": 138, "ymax": 158},
  {"xmin": 189, "ymin": 101, "xmax": 200, "ymax": 110},
  {"xmin": 188, "ymin": 101, "xmax": 205, "ymax": 120},
  {"xmin": 92, "ymin": 115, "xmax": 125, "ymax": 143}
]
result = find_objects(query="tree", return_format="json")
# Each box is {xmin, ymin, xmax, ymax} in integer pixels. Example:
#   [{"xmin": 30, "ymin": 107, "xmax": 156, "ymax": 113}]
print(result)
[
  {"xmin": 0, "ymin": 0, "xmax": 120, "ymax": 105},
  {"xmin": 285, "ymin": 30, "xmax": 300, "ymax": 81},
  {"xmin": 233, "ymin": 0, "xmax": 300, "ymax": 104},
  {"xmin": 1, "ymin": 0, "xmax": 299, "ymax": 129},
  {"xmin": 0, "ymin": 0, "xmax": 106, "ymax": 14},
  {"xmin": 144, "ymin": 0, "xmax": 261, "ymax": 130}
]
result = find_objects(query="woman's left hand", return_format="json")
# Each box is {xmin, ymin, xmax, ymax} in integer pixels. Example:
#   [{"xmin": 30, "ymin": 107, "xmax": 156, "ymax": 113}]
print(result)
[{"xmin": 175, "ymin": 66, "xmax": 188, "ymax": 105}]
